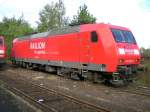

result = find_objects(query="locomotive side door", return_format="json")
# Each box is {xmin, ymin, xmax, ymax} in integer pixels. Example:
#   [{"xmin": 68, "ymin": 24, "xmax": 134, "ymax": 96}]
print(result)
[{"xmin": 79, "ymin": 32, "xmax": 90, "ymax": 66}]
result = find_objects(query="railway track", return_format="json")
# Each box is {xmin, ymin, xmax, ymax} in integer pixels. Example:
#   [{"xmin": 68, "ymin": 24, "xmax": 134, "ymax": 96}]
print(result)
[
  {"xmin": 0, "ymin": 74, "xmax": 110, "ymax": 112},
  {"xmin": 120, "ymin": 86, "xmax": 150, "ymax": 97}
]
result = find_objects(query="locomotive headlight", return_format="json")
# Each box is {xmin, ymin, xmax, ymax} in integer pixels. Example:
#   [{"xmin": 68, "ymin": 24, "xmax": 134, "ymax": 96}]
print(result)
[
  {"xmin": 118, "ymin": 48, "xmax": 125, "ymax": 55},
  {"xmin": 0, "ymin": 50, "xmax": 4, "ymax": 54},
  {"xmin": 134, "ymin": 49, "xmax": 139, "ymax": 55}
]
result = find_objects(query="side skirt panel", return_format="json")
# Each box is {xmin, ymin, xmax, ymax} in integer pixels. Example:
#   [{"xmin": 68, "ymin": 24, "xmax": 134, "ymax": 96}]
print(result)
[{"xmin": 12, "ymin": 58, "xmax": 106, "ymax": 72}]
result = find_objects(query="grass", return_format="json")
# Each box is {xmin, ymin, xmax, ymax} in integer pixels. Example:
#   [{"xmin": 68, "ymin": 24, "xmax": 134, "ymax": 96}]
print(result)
[
  {"xmin": 135, "ymin": 61, "xmax": 150, "ymax": 86},
  {"xmin": 145, "ymin": 62, "xmax": 150, "ymax": 70},
  {"xmin": 136, "ymin": 73, "xmax": 150, "ymax": 86}
]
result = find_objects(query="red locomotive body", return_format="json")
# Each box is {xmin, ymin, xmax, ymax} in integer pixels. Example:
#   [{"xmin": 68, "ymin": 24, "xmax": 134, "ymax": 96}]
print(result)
[
  {"xmin": 0, "ymin": 36, "xmax": 6, "ymax": 65},
  {"xmin": 11, "ymin": 23, "xmax": 140, "ymax": 85}
]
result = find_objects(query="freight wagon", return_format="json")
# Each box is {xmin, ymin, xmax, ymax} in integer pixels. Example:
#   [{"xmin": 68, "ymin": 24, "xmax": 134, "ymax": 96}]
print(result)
[
  {"xmin": 11, "ymin": 23, "xmax": 140, "ymax": 85},
  {"xmin": 0, "ymin": 36, "xmax": 6, "ymax": 65}
]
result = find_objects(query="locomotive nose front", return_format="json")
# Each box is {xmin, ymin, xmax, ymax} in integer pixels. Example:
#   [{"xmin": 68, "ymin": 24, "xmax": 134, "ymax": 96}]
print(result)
[
  {"xmin": 111, "ymin": 29, "xmax": 140, "ymax": 66},
  {"xmin": 117, "ymin": 44, "xmax": 140, "ymax": 65},
  {"xmin": 0, "ymin": 36, "xmax": 6, "ymax": 64}
]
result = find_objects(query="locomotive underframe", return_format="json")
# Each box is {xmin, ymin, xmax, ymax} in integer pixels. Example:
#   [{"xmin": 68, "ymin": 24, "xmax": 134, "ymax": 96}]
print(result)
[
  {"xmin": 109, "ymin": 65, "xmax": 138, "ymax": 86},
  {"xmin": 11, "ymin": 58, "xmax": 138, "ymax": 86}
]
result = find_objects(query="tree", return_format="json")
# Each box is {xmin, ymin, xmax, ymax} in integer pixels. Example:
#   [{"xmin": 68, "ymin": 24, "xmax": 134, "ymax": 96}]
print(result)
[
  {"xmin": 140, "ymin": 47, "xmax": 150, "ymax": 57},
  {"xmin": 0, "ymin": 16, "xmax": 34, "ymax": 57},
  {"xmin": 37, "ymin": 0, "xmax": 68, "ymax": 32},
  {"xmin": 70, "ymin": 4, "xmax": 96, "ymax": 26}
]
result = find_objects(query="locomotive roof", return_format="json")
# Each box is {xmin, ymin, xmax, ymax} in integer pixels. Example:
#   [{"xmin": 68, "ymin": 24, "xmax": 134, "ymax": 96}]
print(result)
[
  {"xmin": 15, "ymin": 23, "xmax": 130, "ymax": 41},
  {"xmin": 17, "ymin": 26, "xmax": 80, "ymax": 40}
]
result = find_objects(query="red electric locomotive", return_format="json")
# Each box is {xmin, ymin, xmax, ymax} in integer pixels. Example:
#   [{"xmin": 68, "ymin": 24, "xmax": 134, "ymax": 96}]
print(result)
[
  {"xmin": 0, "ymin": 36, "xmax": 6, "ymax": 65},
  {"xmin": 11, "ymin": 23, "xmax": 140, "ymax": 85}
]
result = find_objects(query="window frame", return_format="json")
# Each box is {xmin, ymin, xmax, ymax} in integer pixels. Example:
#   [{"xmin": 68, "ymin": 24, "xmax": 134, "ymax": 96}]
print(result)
[
  {"xmin": 91, "ymin": 31, "xmax": 98, "ymax": 43},
  {"xmin": 111, "ymin": 29, "xmax": 136, "ymax": 44}
]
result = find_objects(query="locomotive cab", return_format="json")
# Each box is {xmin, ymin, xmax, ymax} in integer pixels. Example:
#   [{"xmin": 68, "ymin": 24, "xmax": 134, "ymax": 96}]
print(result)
[{"xmin": 110, "ymin": 28, "xmax": 140, "ymax": 84}]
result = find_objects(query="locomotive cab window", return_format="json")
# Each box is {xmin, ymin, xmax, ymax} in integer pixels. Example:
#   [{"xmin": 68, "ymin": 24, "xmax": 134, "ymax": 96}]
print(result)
[
  {"xmin": 111, "ymin": 29, "xmax": 136, "ymax": 44},
  {"xmin": 91, "ymin": 31, "xmax": 98, "ymax": 42}
]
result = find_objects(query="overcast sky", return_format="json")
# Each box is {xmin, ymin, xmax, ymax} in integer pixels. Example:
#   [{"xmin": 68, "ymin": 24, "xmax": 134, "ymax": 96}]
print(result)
[{"xmin": 0, "ymin": 0, "xmax": 150, "ymax": 48}]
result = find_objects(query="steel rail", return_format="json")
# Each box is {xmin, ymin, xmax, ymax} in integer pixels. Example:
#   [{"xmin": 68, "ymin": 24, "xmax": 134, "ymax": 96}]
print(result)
[
  {"xmin": 0, "ymin": 75, "xmax": 110, "ymax": 112},
  {"xmin": 29, "ymin": 80, "xmax": 110, "ymax": 112},
  {"xmin": 121, "ymin": 89, "xmax": 150, "ymax": 97},
  {"xmin": 0, "ymin": 80, "xmax": 59, "ymax": 112}
]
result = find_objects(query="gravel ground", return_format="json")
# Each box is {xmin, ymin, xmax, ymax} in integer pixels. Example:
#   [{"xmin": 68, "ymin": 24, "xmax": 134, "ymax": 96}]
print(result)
[{"xmin": 0, "ymin": 65, "xmax": 150, "ymax": 112}]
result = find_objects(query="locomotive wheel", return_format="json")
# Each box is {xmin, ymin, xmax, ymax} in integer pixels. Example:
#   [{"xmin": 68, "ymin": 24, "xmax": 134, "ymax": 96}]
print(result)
[
  {"xmin": 109, "ymin": 77, "xmax": 129, "ymax": 87},
  {"xmin": 26, "ymin": 63, "xmax": 33, "ymax": 70},
  {"xmin": 70, "ymin": 72, "xmax": 80, "ymax": 80},
  {"xmin": 92, "ymin": 72, "xmax": 105, "ymax": 84},
  {"xmin": 57, "ymin": 68, "xmax": 64, "ymax": 77},
  {"xmin": 77, "ymin": 74, "xmax": 84, "ymax": 81},
  {"xmin": 93, "ymin": 72, "xmax": 99, "ymax": 83},
  {"xmin": 39, "ymin": 65, "xmax": 45, "ymax": 71},
  {"xmin": 12, "ymin": 60, "xmax": 16, "ymax": 65},
  {"xmin": 22, "ymin": 62, "xmax": 26, "ymax": 68}
]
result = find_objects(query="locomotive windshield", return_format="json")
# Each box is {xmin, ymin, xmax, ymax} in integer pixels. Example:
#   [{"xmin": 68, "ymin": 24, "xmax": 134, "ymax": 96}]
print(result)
[{"xmin": 111, "ymin": 29, "xmax": 136, "ymax": 44}]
